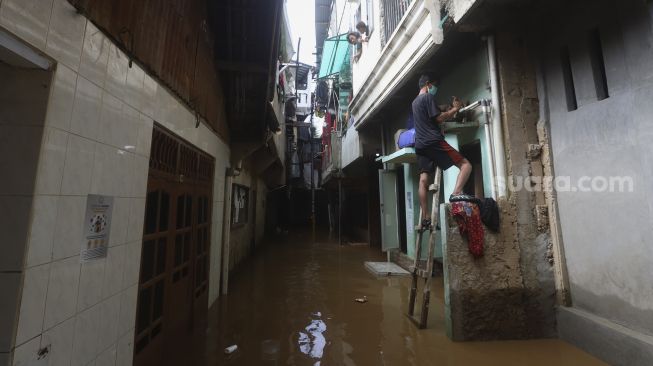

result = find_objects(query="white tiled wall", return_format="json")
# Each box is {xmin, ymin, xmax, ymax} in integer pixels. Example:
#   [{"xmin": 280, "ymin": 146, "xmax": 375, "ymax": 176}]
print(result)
[{"xmin": 0, "ymin": 0, "xmax": 231, "ymax": 365}]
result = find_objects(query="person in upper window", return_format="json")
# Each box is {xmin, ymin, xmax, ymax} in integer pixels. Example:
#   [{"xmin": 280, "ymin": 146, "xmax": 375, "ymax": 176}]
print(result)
[
  {"xmin": 412, "ymin": 74, "xmax": 473, "ymax": 231},
  {"xmin": 347, "ymin": 31, "xmax": 364, "ymax": 61},
  {"xmin": 356, "ymin": 21, "xmax": 369, "ymax": 41}
]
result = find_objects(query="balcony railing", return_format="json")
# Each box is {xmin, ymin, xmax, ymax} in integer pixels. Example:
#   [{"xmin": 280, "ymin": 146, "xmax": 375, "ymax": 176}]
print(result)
[{"xmin": 380, "ymin": 0, "xmax": 413, "ymax": 47}]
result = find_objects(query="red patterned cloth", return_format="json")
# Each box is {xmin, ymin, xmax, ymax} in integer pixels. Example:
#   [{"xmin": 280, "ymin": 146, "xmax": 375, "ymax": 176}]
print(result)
[{"xmin": 451, "ymin": 201, "xmax": 484, "ymax": 257}]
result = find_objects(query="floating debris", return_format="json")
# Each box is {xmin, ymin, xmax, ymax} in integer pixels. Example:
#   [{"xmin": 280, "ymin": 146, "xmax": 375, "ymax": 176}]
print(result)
[
  {"xmin": 354, "ymin": 296, "xmax": 368, "ymax": 303},
  {"xmin": 224, "ymin": 345, "xmax": 238, "ymax": 354}
]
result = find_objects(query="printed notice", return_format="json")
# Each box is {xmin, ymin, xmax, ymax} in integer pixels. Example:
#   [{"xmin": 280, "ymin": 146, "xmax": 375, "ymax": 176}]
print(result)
[{"xmin": 81, "ymin": 194, "xmax": 113, "ymax": 261}]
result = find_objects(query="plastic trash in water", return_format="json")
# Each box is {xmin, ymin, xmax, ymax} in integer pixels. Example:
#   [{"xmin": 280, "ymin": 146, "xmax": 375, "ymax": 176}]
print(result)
[
  {"xmin": 354, "ymin": 296, "xmax": 368, "ymax": 303},
  {"xmin": 224, "ymin": 345, "xmax": 238, "ymax": 354}
]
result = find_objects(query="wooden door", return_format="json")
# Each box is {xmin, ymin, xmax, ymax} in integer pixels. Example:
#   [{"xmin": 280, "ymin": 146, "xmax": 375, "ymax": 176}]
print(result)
[{"xmin": 134, "ymin": 125, "xmax": 214, "ymax": 366}]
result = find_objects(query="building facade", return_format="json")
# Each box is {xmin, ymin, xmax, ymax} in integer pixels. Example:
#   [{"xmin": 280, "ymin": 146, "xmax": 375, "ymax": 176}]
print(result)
[
  {"xmin": 0, "ymin": 0, "xmax": 288, "ymax": 365},
  {"xmin": 316, "ymin": 0, "xmax": 653, "ymax": 364}
]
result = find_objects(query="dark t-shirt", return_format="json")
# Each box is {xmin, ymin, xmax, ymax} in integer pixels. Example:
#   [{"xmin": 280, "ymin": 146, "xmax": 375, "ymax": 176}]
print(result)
[{"xmin": 412, "ymin": 93, "xmax": 442, "ymax": 149}]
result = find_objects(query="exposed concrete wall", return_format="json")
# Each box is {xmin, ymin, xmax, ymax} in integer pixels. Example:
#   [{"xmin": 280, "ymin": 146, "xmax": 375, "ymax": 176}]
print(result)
[
  {"xmin": 536, "ymin": 1, "xmax": 653, "ymax": 361},
  {"xmin": 496, "ymin": 32, "xmax": 557, "ymax": 337},
  {"xmin": 442, "ymin": 32, "xmax": 556, "ymax": 341},
  {"xmin": 443, "ymin": 201, "xmax": 528, "ymax": 340}
]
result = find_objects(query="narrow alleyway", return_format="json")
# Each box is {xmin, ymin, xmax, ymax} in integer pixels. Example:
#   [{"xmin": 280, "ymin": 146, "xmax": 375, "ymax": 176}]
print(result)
[{"xmin": 195, "ymin": 230, "xmax": 606, "ymax": 366}]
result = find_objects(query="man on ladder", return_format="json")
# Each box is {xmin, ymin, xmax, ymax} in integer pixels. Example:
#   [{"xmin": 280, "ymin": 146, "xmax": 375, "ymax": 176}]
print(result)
[
  {"xmin": 408, "ymin": 74, "xmax": 473, "ymax": 328},
  {"xmin": 413, "ymin": 74, "xmax": 473, "ymax": 230}
]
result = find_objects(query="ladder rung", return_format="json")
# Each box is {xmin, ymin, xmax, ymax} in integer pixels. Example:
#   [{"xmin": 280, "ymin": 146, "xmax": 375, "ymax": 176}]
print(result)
[
  {"xmin": 410, "ymin": 266, "xmax": 430, "ymax": 278},
  {"xmin": 428, "ymin": 184, "xmax": 439, "ymax": 191}
]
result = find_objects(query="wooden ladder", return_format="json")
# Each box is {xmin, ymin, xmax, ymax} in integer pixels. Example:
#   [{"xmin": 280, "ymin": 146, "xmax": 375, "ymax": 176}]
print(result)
[{"xmin": 407, "ymin": 167, "xmax": 442, "ymax": 329}]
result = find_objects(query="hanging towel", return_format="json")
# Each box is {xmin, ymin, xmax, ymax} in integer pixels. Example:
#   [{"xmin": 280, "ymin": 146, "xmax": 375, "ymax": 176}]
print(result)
[{"xmin": 451, "ymin": 201, "xmax": 484, "ymax": 257}]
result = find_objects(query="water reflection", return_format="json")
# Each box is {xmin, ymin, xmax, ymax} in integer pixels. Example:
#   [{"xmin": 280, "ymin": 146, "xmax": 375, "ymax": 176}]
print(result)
[{"xmin": 298, "ymin": 313, "xmax": 327, "ymax": 360}]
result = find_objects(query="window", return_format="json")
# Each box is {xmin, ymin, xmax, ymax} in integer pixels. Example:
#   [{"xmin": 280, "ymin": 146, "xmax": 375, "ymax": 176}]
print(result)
[
  {"xmin": 588, "ymin": 28, "xmax": 609, "ymax": 101},
  {"xmin": 560, "ymin": 46, "xmax": 578, "ymax": 111},
  {"xmin": 365, "ymin": 0, "xmax": 375, "ymax": 35}
]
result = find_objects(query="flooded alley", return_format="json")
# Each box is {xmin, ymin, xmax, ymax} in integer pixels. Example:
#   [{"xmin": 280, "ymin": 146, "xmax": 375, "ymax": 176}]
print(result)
[
  {"xmin": 2, "ymin": 0, "xmax": 652, "ymax": 365},
  {"xmin": 200, "ymin": 230, "xmax": 606, "ymax": 366}
]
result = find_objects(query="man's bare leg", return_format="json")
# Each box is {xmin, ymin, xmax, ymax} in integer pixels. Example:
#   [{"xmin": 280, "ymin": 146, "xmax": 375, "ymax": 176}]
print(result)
[
  {"xmin": 452, "ymin": 158, "xmax": 472, "ymax": 195},
  {"xmin": 419, "ymin": 172, "xmax": 430, "ymax": 221}
]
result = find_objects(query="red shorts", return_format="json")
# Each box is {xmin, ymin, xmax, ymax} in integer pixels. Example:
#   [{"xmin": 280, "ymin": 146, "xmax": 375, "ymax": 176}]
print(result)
[{"xmin": 415, "ymin": 141, "xmax": 464, "ymax": 173}]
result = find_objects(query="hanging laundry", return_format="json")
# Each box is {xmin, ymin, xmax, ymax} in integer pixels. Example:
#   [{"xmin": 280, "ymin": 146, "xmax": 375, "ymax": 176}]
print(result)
[{"xmin": 451, "ymin": 201, "xmax": 484, "ymax": 257}]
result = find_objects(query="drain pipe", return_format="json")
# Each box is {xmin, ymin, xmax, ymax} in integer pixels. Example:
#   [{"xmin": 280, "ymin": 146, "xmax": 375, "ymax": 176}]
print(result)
[
  {"xmin": 487, "ymin": 35, "xmax": 507, "ymax": 198},
  {"xmin": 482, "ymin": 99, "xmax": 498, "ymax": 200},
  {"xmin": 221, "ymin": 162, "xmax": 241, "ymax": 295}
]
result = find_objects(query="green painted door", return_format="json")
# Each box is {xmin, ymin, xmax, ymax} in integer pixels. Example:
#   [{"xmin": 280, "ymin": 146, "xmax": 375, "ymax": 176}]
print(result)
[{"xmin": 379, "ymin": 170, "xmax": 400, "ymax": 252}]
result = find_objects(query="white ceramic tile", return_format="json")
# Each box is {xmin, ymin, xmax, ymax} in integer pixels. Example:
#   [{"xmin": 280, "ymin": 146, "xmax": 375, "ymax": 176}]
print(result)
[
  {"xmin": 114, "ymin": 329, "xmax": 133, "ymax": 366},
  {"xmin": 135, "ymin": 114, "xmax": 153, "ymax": 157},
  {"xmin": 60, "ymin": 135, "xmax": 95, "ymax": 195},
  {"xmin": 70, "ymin": 304, "xmax": 100, "ymax": 366},
  {"xmin": 0, "ymin": 273, "xmax": 21, "ymax": 352},
  {"xmin": 120, "ymin": 104, "xmax": 139, "ymax": 152},
  {"xmin": 130, "ymin": 155, "xmax": 148, "ymax": 198},
  {"xmin": 41, "ymin": 316, "xmax": 74, "ymax": 366},
  {"xmin": 79, "ymin": 21, "xmax": 108, "ymax": 88},
  {"xmin": 114, "ymin": 149, "xmax": 133, "ymax": 198},
  {"xmin": 26, "ymin": 196, "xmax": 58, "ymax": 267},
  {"xmin": 0, "ymin": 0, "xmax": 53, "ymax": 50},
  {"xmin": 44, "ymin": 256, "xmax": 80, "ymax": 330},
  {"xmin": 0, "ymin": 125, "xmax": 43, "ymax": 195},
  {"xmin": 45, "ymin": 0, "xmax": 85, "ymax": 71},
  {"xmin": 153, "ymin": 87, "xmax": 172, "ymax": 128},
  {"xmin": 141, "ymin": 74, "xmax": 157, "ymax": 119},
  {"xmin": 0, "ymin": 196, "xmax": 32, "ymax": 272},
  {"xmin": 105, "ymin": 45, "xmax": 128, "ymax": 100},
  {"xmin": 70, "ymin": 76, "xmax": 102, "ymax": 140},
  {"xmin": 96, "ymin": 294, "xmax": 120, "ymax": 353},
  {"xmin": 108, "ymin": 198, "xmax": 129, "ymax": 247},
  {"xmin": 77, "ymin": 260, "xmax": 105, "ymax": 312},
  {"xmin": 89, "ymin": 143, "xmax": 118, "ymax": 196},
  {"xmin": 117, "ymin": 285, "xmax": 136, "ymax": 338},
  {"xmin": 11, "ymin": 334, "xmax": 41, "ymax": 366},
  {"xmin": 101, "ymin": 245, "xmax": 125, "ymax": 299},
  {"xmin": 52, "ymin": 195, "xmax": 85, "ymax": 261},
  {"xmin": 15, "ymin": 264, "xmax": 50, "ymax": 345},
  {"xmin": 121, "ymin": 241, "xmax": 140, "ymax": 290},
  {"xmin": 97, "ymin": 92, "xmax": 124, "ymax": 148},
  {"xmin": 125, "ymin": 199, "xmax": 145, "ymax": 243},
  {"xmin": 95, "ymin": 344, "xmax": 116, "ymax": 366},
  {"xmin": 45, "ymin": 64, "xmax": 77, "ymax": 131},
  {"xmin": 34, "ymin": 128, "xmax": 68, "ymax": 195},
  {"xmin": 124, "ymin": 64, "xmax": 144, "ymax": 112}
]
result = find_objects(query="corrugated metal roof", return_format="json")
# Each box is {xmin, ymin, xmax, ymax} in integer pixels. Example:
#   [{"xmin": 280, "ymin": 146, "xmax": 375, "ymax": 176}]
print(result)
[{"xmin": 318, "ymin": 34, "xmax": 349, "ymax": 79}]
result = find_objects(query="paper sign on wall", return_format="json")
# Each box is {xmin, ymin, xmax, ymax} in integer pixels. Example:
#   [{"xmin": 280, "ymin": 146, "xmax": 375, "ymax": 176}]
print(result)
[{"xmin": 81, "ymin": 194, "xmax": 113, "ymax": 261}]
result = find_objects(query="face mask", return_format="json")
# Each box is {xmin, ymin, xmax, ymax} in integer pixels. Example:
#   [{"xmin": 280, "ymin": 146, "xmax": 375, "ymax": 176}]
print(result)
[{"xmin": 428, "ymin": 85, "xmax": 438, "ymax": 96}]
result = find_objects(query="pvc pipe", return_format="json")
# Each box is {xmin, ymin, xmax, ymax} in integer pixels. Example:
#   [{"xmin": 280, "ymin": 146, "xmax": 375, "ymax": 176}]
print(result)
[
  {"xmin": 487, "ymin": 35, "xmax": 507, "ymax": 198},
  {"xmin": 482, "ymin": 100, "xmax": 497, "ymax": 200}
]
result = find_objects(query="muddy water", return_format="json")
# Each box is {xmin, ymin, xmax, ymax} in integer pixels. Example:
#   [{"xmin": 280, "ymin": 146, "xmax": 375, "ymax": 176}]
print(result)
[{"xmin": 200, "ymin": 229, "xmax": 606, "ymax": 366}]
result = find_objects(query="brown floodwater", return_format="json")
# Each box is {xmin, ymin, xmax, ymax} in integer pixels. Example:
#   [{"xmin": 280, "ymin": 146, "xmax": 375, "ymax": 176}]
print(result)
[{"xmin": 197, "ymin": 229, "xmax": 606, "ymax": 366}]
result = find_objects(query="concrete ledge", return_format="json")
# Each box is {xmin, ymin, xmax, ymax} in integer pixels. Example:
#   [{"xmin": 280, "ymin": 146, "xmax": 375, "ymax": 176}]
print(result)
[{"xmin": 558, "ymin": 307, "xmax": 653, "ymax": 366}]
